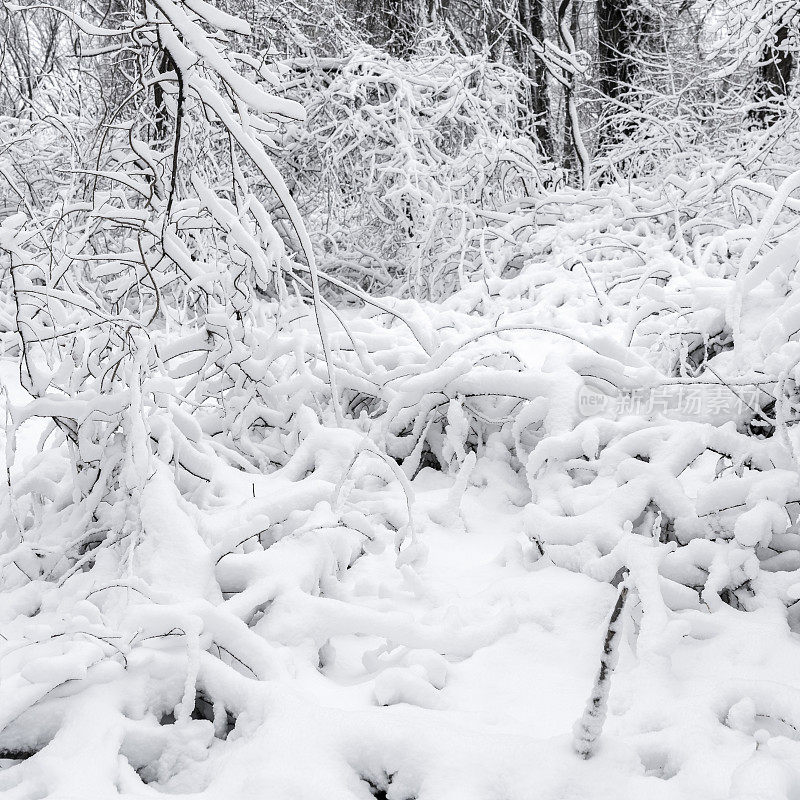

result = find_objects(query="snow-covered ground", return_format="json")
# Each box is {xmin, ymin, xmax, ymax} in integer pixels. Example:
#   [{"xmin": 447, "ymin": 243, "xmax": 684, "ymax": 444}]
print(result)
[{"xmin": 3, "ymin": 336, "xmax": 800, "ymax": 800}]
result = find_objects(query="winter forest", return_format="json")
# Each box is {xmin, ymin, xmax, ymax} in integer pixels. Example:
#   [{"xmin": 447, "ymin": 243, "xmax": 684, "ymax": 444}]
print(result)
[{"xmin": 0, "ymin": 0, "xmax": 799, "ymax": 797}]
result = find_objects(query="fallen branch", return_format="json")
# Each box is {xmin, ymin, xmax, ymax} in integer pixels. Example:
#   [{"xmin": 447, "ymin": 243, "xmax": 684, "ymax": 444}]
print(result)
[{"xmin": 573, "ymin": 577, "xmax": 629, "ymax": 759}]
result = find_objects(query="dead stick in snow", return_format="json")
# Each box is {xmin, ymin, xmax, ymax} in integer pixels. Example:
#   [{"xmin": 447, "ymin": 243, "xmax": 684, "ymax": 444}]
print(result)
[{"xmin": 573, "ymin": 578, "xmax": 629, "ymax": 759}]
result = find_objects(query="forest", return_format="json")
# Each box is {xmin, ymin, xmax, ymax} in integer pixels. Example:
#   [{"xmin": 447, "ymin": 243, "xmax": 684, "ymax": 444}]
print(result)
[{"xmin": 0, "ymin": 0, "xmax": 799, "ymax": 797}]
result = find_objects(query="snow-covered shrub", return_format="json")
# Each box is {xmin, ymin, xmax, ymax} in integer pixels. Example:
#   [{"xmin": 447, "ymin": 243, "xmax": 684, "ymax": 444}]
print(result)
[
  {"xmin": 0, "ymin": 1, "xmax": 362, "ymax": 786},
  {"xmin": 458, "ymin": 164, "xmax": 800, "ymax": 618},
  {"xmin": 277, "ymin": 39, "xmax": 553, "ymax": 298}
]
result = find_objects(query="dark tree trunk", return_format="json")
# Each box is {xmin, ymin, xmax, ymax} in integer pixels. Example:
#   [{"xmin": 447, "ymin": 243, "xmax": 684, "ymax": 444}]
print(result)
[
  {"xmin": 596, "ymin": 0, "xmax": 654, "ymax": 151},
  {"xmin": 153, "ymin": 49, "xmax": 174, "ymax": 147},
  {"xmin": 562, "ymin": 0, "xmax": 581, "ymax": 177},
  {"xmin": 751, "ymin": 24, "xmax": 794, "ymax": 127},
  {"xmin": 529, "ymin": 0, "xmax": 551, "ymax": 158},
  {"xmin": 598, "ymin": 0, "xmax": 632, "ymax": 100},
  {"xmin": 509, "ymin": 0, "xmax": 551, "ymax": 158}
]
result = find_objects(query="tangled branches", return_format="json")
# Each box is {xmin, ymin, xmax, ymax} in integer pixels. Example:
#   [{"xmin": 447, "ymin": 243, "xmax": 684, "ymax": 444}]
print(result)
[{"xmin": 278, "ymin": 41, "xmax": 552, "ymax": 298}]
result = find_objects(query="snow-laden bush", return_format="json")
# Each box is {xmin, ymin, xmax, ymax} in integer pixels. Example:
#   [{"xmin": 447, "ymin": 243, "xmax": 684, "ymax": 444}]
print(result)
[
  {"xmin": 441, "ymin": 161, "xmax": 800, "ymax": 617},
  {"xmin": 277, "ymin": 39, "xmax": 553, "ymax": 298}
]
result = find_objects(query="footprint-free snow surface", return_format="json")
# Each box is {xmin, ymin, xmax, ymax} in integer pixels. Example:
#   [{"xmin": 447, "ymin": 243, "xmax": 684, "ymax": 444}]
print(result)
[{"xmin": 2, "ymin": 393, "xmax": 799, "ymax": 800}]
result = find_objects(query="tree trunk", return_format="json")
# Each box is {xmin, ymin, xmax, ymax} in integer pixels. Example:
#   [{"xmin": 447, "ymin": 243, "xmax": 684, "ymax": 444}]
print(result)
[
  {"xmin": 509, "ymin": 0, "xmax": 552, "ymax": 158},
  {"xmin": 559, "ymin": 0, "xmax": 589, "ymax": 187},
  {"xmin": 562, "ymin": 0, "xmax": 581, "ymax": 176},
  {"xmin": 529, "ymin": 0, "xmax": 551, "ymax": 158},
  {"xmin": 751, "ymin": 23, "xmax": 794, "ymax": 127},
  {"xmin": 596, "ymin": 0, "xmax": 654, "ymax": 151}
]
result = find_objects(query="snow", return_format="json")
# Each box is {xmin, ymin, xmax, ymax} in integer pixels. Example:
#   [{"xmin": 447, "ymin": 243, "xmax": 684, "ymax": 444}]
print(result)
[
  {"xmin": 2, "ymin": 1, "xmax": 800, "ymax": 797},
  {"xmin": 5, "ymin": 367, "xmax": 800, "ymax": 798}
]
